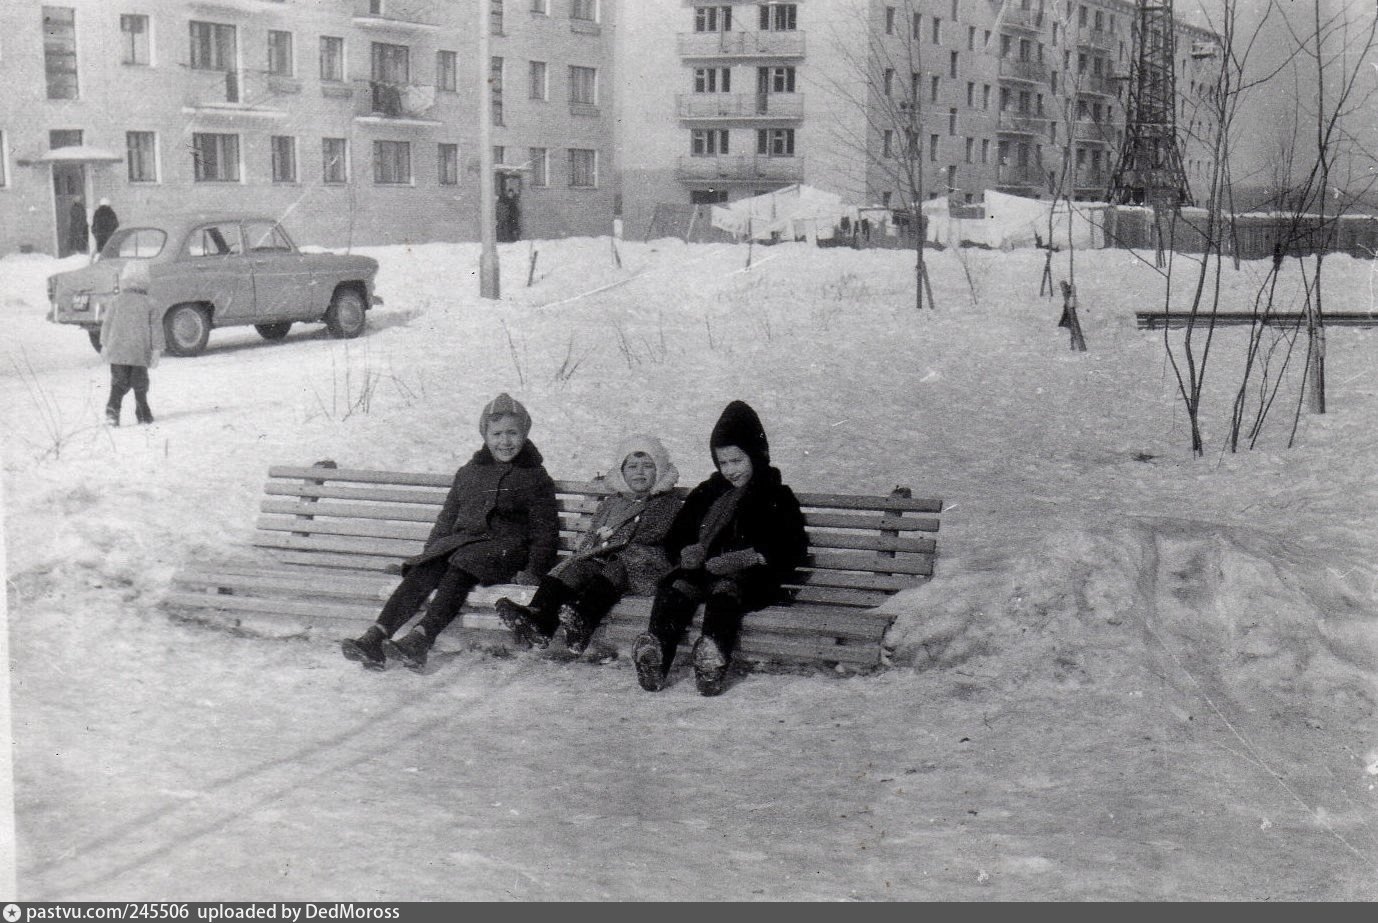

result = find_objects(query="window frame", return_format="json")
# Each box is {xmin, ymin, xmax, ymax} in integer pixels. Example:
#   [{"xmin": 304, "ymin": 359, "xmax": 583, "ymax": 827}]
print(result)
[
  {"xmin": 270, "ymin": 134, "xmax": 297, "ymax": 183},
  {"xmin": 568, "ymin": 148, "xmax": 597, "ymax": 187},
  {"xmin": 529, "ymin": 60, "xmax": 548, "ymax": 100},
  {"xmin": 120, "ymin": 13, "xmax": 151, "ymax": 67},
  {"xmin": 437, "ymin": 142, "xmax": 459, "ymax": 185},
  {"xmin": 322, "ymin": 137, "xmax": 349, "ymax": 184},
  {"xmin": 267, "ymin": 29, "xmax": 294, "ymax": 78},
  {"xmin": 372, "ymin": 139, "xmax": 413, "ymax": 185},
  {"xmin": 319, "ymin": 35, "xmax": 345, "ymax": 82},
  {"xmin": 191, "ymin": 132, "xmax": 241, "ymax": 183},
  {"xmin": 126, "ymin": 130, "xmax": 158, "ymax": 183},
  {"xmin": 436, "ymin": 49, "xmax": 457, "ymax": 92}
]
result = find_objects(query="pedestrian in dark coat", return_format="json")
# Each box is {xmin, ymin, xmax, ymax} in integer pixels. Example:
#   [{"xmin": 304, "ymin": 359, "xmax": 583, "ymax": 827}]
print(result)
[
  {"xmin": 633, "ymin": 400, "xmax": 808, "ymax": 696},
  {"xmin": 341, "ymin": 393, "xmax": 559, "ymax": 672},
  {"xmin": 91, "ymin": 199, "xmax": 120, "ymax": 252},
  {"xmin": 101, "ymin": 260, "xmax": 164, "ymax": 426},
  {"xmin": 67, "ymin": 199, "xmax": 89, "ymax": 256},
  {"xmin": 495, "ymin": 434, "xmax": 682, "ymax": 656}
]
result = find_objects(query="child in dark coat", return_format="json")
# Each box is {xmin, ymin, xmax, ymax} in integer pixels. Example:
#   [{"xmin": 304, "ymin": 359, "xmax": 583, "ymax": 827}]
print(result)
[
  {"xmin": 496, "ymin": 434, "xmax": 683, "ymax": 656},
  {"xmin": 634, "ymin": 400, "xmax": 808, "ymax": 696},
  {"xmin": 341, "ymin": 393, "xmax": 559, "ymax": 672},
  {"xmin": 101, "ymin": 260, "xmax": 164, "ymax": 426}
]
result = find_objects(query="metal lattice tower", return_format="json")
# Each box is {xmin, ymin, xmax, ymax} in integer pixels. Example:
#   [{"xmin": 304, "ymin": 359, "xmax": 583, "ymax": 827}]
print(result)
[{"xmin": 1108, "ymin": 0, "xmax": 1192, "ymax": 207}]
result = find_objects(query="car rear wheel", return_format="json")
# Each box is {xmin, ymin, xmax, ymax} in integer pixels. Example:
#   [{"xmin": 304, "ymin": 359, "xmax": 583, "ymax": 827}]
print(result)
[
  {"xmin": 87, "ymin": 329, "xmax": 102, "ymax": 353},
  {"xmin": 255, "ymin": 322, "xmax": 292, "ymax": 341},
  {"xmin": 325, "ymin": 288, "xmax": 366, "ymax": 339},
  {"xmin": 164, "ymin": 304, "xmax": 212, "ymax": 357}
]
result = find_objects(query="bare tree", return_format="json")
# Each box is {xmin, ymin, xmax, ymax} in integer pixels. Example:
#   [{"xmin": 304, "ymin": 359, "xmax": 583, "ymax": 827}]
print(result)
[{"xmin": 821, "ymin": 0, "xmax": 936, "ymax": 310}]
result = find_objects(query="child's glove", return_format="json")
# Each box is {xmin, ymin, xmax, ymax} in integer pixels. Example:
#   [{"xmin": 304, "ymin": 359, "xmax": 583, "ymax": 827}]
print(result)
[
  {"xmin": 705, "ymin": 549, "xmax": 765, "ymax": 575},
  {"xmin": 678, "ymin": 543, "xmax": 707, "ymax": 570}
]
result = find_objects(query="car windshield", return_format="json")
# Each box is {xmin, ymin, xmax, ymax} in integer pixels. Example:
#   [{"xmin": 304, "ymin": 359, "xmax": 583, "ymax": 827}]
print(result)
[{"xmin": 98, "ymin": 228, "xmax": 166, "ymax": 261}]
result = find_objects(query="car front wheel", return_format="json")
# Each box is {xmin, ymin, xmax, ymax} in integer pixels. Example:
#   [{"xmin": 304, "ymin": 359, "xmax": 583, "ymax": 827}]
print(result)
[
  {"xmin": 164, "ymin": 304, "xmax": 212, "ymax": 357},
  {"xmin": 325, "ymin": 288, "xmax": 366, "ymax": 339},
  {"xmin": 255, "ymin": 322, "xmax": 292, "ymax": 341}
]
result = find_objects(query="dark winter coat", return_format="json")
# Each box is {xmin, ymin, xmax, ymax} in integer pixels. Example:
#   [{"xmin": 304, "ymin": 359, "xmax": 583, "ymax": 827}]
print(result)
[
  {"xmin": 100, "ymin": 262, "xmax": 165, "ymax": 368},
  {"xmin": 664, "ymin": 465, "xmax": 808, "ymax": 610},
  {"xmin": 91, "ymin": 205, "xmax": 120, "ymax": 252},
  {"xmin": 404, "ymin": 442, "xmax": 559, "ymax": 584},
  {"xmin": 554, "ymin": 491, "xmax": 682, "ymax": 596}
]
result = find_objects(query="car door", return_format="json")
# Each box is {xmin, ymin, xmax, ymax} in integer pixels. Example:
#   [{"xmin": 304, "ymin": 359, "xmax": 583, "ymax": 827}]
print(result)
[
  {"xmin": 243, "ymin": 220, "xmax": 319, "ymax": 321},
  {"xmin": 174, "ymin": 222, "xmax": 255, "ymax": 321}
]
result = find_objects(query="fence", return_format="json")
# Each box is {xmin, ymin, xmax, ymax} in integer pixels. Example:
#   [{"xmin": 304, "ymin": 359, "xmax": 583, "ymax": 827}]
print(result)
[{"xmin": 1107, "ymin": 208, "xmax": 1378, "ymax": 259}]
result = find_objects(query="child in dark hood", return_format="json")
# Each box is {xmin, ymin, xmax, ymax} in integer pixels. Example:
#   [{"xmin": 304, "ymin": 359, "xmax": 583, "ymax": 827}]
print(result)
[
  {"xmin": 496, "ymin": 434, "xmax": 683, "ymax": 656},
  {"xmin": 101, "ymin": 260, "xmax": 164, "ymax": 426},
  {"xmin": 341, "ymin": 393, "xmax": 559, "ymax": 672},
  {"xmin": 633, "ymin": 400, "xmax": 808, "ymax": 696}
]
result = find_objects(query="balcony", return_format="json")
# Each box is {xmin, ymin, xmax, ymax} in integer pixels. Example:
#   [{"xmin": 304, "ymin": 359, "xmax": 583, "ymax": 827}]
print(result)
[
  {"xmin": 351, "ymin": 12, "xmax": 440, "ymax": 33},
  {"xmin": 352, "ymin": 79, "xmax": 442, "ymax": 126},
  {"xmin": 677, "ymin": 30, "xmax": 806, "ymax": 58},
  {"xmin": 997, "ymin": 112, "xmax": 1044, "ymax": 135},
  {"xmin": 1000, "ymin": 8, "xmax": 1044, "ymax": 31},
  {"xmin": 182, "ymin": 68, "xmax": 286, "ymax": 119},
  {"xmin": 1073, "ymin": 120, "xmax": 1117, "ymax": 144},
  {"xmin": 996, "ymin": 164, "xmax": 1044, "ymax": 188},
  {"xmin": 187, "ymin": 0, "xmax": 288, "ymax": 15},
  {"xmin": 1076, "ymin": 74, "xmax": 1121, "ymax": 97},
  {"xmin": 676, "ymin": 92, "xmax": 804, "ymax": 120},
  {"xmin": 998, "ymin": 58, "xmax": 1048, "ymax": 83},
  {"xmin": 1074, "ymin": 170, "xmax": 1111, "ymax": 191},
  {"xmin": 1077, "ymin": 26, "xmax": 1118, "ymax": 52},
  {"xmin": 676, "ymin": 154, "xmax": 804, "ymax": 183}
]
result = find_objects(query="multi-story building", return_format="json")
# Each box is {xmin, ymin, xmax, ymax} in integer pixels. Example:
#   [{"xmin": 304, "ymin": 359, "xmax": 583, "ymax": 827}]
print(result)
[
  {"xmin": 0, "ymin": 0, "xmax": 617, "ymax": 256},
  {"xmin": 618, "ymin": 0, "xmax": 1218, "ymax": 237}
]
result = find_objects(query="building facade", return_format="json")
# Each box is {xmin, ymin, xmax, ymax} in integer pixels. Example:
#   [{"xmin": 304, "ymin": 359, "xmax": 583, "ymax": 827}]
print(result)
[
  {"xmin": 617, "ymin": 0, "xmax": 1218, "ymax": 238},
  {"xmin": 0, "ymin": 0, "xmax": 617, "ymax": 256}
]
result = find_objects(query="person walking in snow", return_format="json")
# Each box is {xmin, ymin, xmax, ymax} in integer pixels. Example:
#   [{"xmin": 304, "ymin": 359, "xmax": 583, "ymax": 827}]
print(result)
[
  {"xmin": 101, "ymin": 259, "xmax": 163, "ymax": 426},
  {"xmin": 341, "ymin": 393, "xmax": 560, "ymax": 672},
  {"xmin": 496, "ymin": 434, "xmax": 683, "ymax": 657},
  {"xmin": 91, "ymin": 198, "xmax": 120, "ymax": 253},
  {"xmin": 633, "ymin": 400, "xmax": 808, "ymax": 696}
]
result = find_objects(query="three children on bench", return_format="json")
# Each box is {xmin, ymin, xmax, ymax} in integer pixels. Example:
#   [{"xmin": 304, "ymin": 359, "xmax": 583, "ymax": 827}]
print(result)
[{"xmin": 341, "ymin": 393, "xmax": 808, "ymax": 696}]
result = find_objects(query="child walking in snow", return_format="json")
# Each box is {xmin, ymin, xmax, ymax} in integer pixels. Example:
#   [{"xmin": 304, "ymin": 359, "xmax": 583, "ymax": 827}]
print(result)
[
  {"xmin": 341, "ymin": 393, "xmax": 559, "ymax": 672},
  {"xmin": 495, "ymin": 435, "xmax": 683, "ymax": 656},
  {"xmin": 633, "ymin": 400, "xmax": 808, "ymax": 696},
  {"xmin": 101, "ymin": 259, "xmax": 164, "ymax": 426}
]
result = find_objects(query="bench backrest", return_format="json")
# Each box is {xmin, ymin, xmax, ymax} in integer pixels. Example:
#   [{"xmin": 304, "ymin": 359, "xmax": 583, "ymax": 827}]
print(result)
[{"xmin": 254, "ymin": 464, "xmax": 942, "ymax": 609}]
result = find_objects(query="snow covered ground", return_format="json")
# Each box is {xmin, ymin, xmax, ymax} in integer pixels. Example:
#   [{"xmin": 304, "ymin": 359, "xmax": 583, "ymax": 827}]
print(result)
[{"xmin": 2, "ymin": 237, "xmax": 1377, "ymax": 900}]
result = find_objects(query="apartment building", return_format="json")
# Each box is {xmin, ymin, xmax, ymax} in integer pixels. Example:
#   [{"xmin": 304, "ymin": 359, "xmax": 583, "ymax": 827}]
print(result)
[
  {"xmin": 0, "ymin": 0, "xmax": 616, "ymax": 256},
  {"xmin": 618, "ymin": 0, "xmax": 1218, "ymax": 237}
]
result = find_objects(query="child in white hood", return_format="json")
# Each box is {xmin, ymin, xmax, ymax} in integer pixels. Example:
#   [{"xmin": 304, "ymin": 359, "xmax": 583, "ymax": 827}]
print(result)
[{"xmin": 497, "ymin": 434, "xmax": 682, "ymax": 655}]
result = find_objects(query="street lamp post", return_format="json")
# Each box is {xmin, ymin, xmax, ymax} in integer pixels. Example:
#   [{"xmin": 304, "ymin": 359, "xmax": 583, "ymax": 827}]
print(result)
[{"xmin": 478, "ymin": 1, "xmax": 499, "ymax": 299}]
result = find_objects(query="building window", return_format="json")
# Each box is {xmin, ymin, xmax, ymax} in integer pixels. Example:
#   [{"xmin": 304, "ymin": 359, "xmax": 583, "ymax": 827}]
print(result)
[
  {"xmin": 531, "ymin": 0, "xmax": 547, "ymax": 13},
  {"xmin": 883, "ymin": 68, "xmax": 894, "ymax": 96},
  {"xmin": 932, "ymin": 16, "xmax": 941, "ymax": 44},
  {"xmin": 126, "ymin": 131, "xmax": 156, "ymax": 182},
  {"xmin": 946, "ymin": 164, "xmax": 957, "ymax": 190},
  {"xmin": 694, "ymin": 6, "xmax": 731, "ymax": 32},
  {"xmin": 120, "ymin": 14, "xmax": 150, "ymax": 66},
  {"xmin": 691, "ymin": 129, "xmax": 729, "ymax": 155},
  {"xmin": 529, "ymin": 60, "xmax": 547, "ymax": 99},
  {"xmin": 756, "ymin": 128, "xmax": 795, "ymax": 156},
  {"xmin": 949, "ymin": 108, "xmax": 958, "ymax": 134},
  {"xmin": 967, "ymin": 25, "xmax": 975, "ymax": 51},
  {"xmin": 694, "ymin": 67, "xmax": 730, "ymax": 92},
  {"xmin": 529, "ymin": 147, "xmax": 548, "ymax": 186},
  {"xmin": 322, "ymin": 138, "xmax": 348, "ymax": 183},
  {"xmin": 436, "ymin": 50, "xmax": 457, "ymax": 91},
  {"xmin": 982, "ymin": 84, "xmax": 991, "ymax": 109},
  {"xmin": 929, "ymin": 134, "xmax": 939, "ymax": 161},
  {"xmin": 271, "ymin": 135, "xmax": 296, "ymax": 182},
  {"xmin": 372, "ymin": 140, "xmax": 412, "ymax": 184},
  {"xmin": 930, "ymin": 75, "xmax": 939, "ymax": 102},
  {"xmin": 320, "ymin": 36, "xmax": 344, "ymax": 81},
  {"xmin": 966, "ymin": 81, "xmax": 974, "ymax": 106},
  {"xmin": 491, "ymin": 57, "xmax": 504, "ymax": 124},
  {"xmin": 569, "ymin": 65, "xmax": 597, "ymax": 105},
  {"xmin": 964, "ymin": 136, "xmax": 974, "ymax": 163},
  {"xmin": 949, "ymin": 50, "xmax": 958, "ymax": 78},
  {"xmin": 761, "ymin": 66, "xmax": 794, "ymax": 93},
  {"xmin": 491, "ymin": 0, "xmax": 504, "ymax": 34},
  {"xmin": 372, "ymin": 41, "xmax": 410, "ymax": 86},
  {"xmin": 267, "ymin": 30, "xmax": 293, "ymax": 77},
  {"xmin": 192, "ymin": 132, "xmax": 240, "ymax": 182},
  {"xmin": 883, "ymin": 129, "xmax": 893, "ymax": 158},
  {"xmin": 952, "ymin": 0, "xmax": 960, "ymax": 19},
  {"xmin": 981, "ymin": 138, "xmax": 989, "ymax": 163},
  {"xmin": 50, "ymin": 129, "xmax": 82, "ymax": 149},
  {"xmin": 190, "ymin": 21, "xmax": 235, "ymax": 71},
  {"xmin": 885, "ymin": 6, "xmax": 895, "ymax": 34},
  {"xmin": 570, "ymin": 0, "xmax": 598, "ymax": 23},
  {"xmin": 569, "ymin": 148, "xmax": 597, "ymax": 187},
  {"xmin": 438, "ymin": 143, "xmax": 458, "ymax": 185},
  {"xmin": 43, "ymin": 6, "xmax": 79, "ymax": 99},
  {"xmin": 1000, "ymin": 34, "xmax": 1011, "ymax": 58},
  {"xmin": 760, "ymin": 4, "xmax": 797, "ymax": 31},
  {"xmin": 912, "ymin": 11, "xmax": 921, "ymax": 39}
]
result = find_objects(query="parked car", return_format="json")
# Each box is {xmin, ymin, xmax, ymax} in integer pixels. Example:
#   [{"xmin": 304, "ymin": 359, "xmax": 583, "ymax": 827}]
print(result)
[{"xmin": 48, "ymin": 215, "xmax": 380, "ymax": 357}]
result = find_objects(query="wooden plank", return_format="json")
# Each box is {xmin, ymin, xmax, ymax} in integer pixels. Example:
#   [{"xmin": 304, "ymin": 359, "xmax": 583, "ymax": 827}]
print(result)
[
  {"xmin": 803, "ymin": 511, "xmax": 941, "ymax": 533},
  {"xmin": 788, "ymin": 585, "xmax": 891, "ymax": 609},
  {"xmin": 172, "ymin": 568, "xmax": 398, "ymax": 603},
  {"xmin": 253, "ymin": 531, "xmax": 422, "ymax": 558},
  {"xmin": 265, "ymin": 482, "xmax": 449, "ymax": 505},
  {"xmin": 795, "ymin": 491, "xmax": 943, "ymax": 513},
  {"xmin": 163, "ymin": 591, "xmax": 379, "ymax": 621},
  {"xmin": 272, "ymin": 549, "xmax": 405, "ymax": 572},
  {"xmin": 804, "ymin": 530, "xmax": 937, "ymax": 554},
  {"xmin": 257, "ymin": 514, "xmax": 430, "ymax": 542},
  {"xmin": 1136, "ymin": 311, "xmax": 1378, "ymax": 330},
  {"xmin": 790, "ymin": 570, "xmax": 922, "ymax": 592},
  {"xmin": 268, "ymin": 466, "xmax": 454, "ymax": 487},
  {"xmin": 802, "ymin": 550, "xmax": 935, "ymax": 576}
]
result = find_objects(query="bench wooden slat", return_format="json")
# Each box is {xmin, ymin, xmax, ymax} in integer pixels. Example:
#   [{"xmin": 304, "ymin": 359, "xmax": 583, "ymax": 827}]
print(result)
[
  {"xmin": 165, "ymin": 591, "xmax": 380, "ymax": 621},
  {"xmin": 253, "ymin": 532, "xmax": 423, "ymax": 558},
  {"xmin": 802, "ymin": 550, "xmax": 934, "ymax": 576},
  {"xmin": 803, "ymin": 511, "xmax": 940, "ymax": 533}
]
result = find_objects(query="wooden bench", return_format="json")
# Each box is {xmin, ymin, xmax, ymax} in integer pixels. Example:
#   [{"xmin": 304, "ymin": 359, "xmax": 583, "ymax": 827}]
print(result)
[
  {"xmin": 1136, "ymin": 310, "xmax": 1378, "ymax": 330},
  {"xmin": 164, "ymin": 463, "xmax": 943, "ymax": 670}
]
